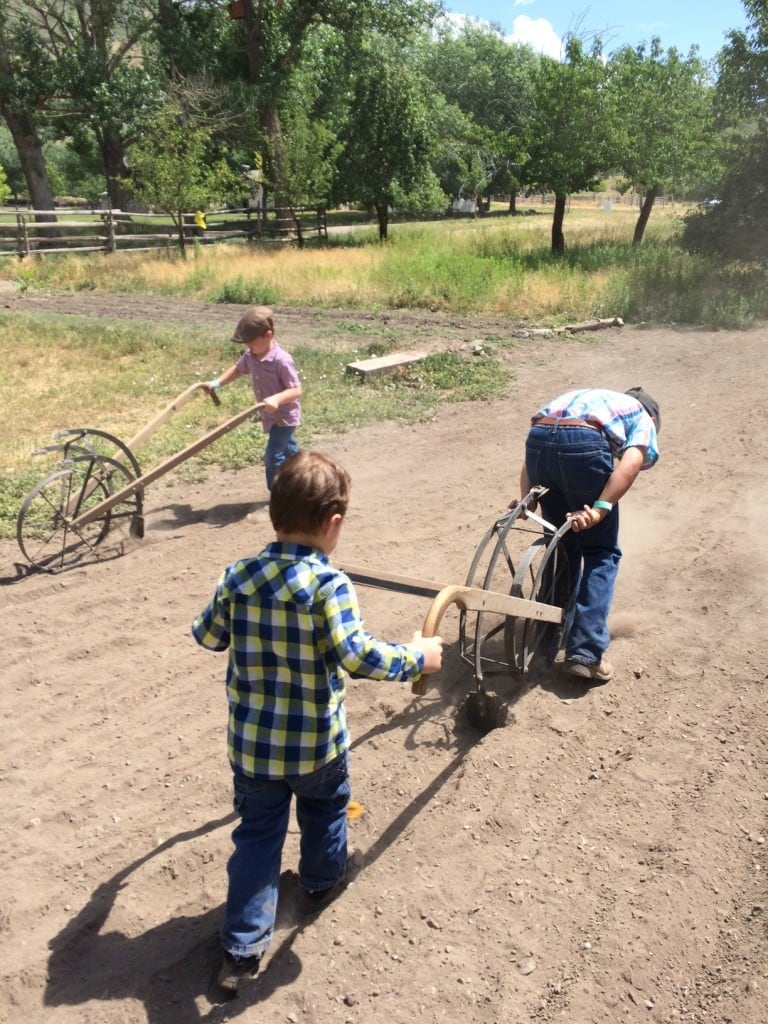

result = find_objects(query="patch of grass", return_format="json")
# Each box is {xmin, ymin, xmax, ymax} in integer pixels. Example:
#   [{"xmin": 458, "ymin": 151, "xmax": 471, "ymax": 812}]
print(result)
[
  {"xmin": 599, "ymin": 243, "xmax": 768, "ymax": 327},
  {"xmin": 211, "ymin": 275, "xmax": 281, "ymax": 306},
  {"xmin": 0, "ymin": 203, "xmax": 700, "ymax": 324},
  {"xmin": 414, "ymin": 349, "xmax": 508, "ymax": 401},
  {"xmin": 334, "ymin": 320, "xmax": 392, "ymax": 338}
]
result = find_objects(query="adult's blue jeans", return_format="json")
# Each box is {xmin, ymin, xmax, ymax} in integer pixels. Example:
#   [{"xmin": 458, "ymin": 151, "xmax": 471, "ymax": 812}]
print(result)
[
  {"xmin": 525, "ymin": 423, "xmax": 621, "ymax": 665},
  {"xmin": 222, "ymin": 753, "xmax": 350, "ymax": 958},
  {"xmin": 264, "ymin": 426, "xmax": 299, "ymax": 489}
]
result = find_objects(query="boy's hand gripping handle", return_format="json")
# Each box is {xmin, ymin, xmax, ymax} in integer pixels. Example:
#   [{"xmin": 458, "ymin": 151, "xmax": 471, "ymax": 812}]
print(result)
[
  {"xmin": 410, "ymin": 583, "xmax": 563, "ymax": 696},
  {"xmin": 410, "ymin": 586, "xmax": 464, "ymax": 696}
]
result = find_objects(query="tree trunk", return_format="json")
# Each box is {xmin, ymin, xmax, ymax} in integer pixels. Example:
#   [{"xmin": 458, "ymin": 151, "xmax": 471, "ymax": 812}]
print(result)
[
  {"xmin": 240, "ymin": 1, "xmax": 293, "ymax": 236},
  {"xmin": 632, "ymin": 184, "xmax": 659, "ymax": 246},
  {"xmin": 98, "ymin": 126, "xmax": 130, "ymax": 211},
  {"xmin": 508, "ymin": 190, "xmax": 517, "ymax": 214},
  {"xmin": 0, "ymin": 33, "xmax": 57, "ymax": 224},
  {"xmin": 0, "ymin": 107, "xmax": 58, "ymax": 226},
  {"xmin": 551, "ymin": 195, "xmax": 567, "ymax": 253},
  {"xmin": 375, "ymin": 203, "xmax": 388, "ymax": 241},
  {"xmin": 291, "ymin": 208, "xmax": 305, "ymax": 249},
  {"xmin": 259, "ymin": 105, "xmax": 293, "ymax": 238}
]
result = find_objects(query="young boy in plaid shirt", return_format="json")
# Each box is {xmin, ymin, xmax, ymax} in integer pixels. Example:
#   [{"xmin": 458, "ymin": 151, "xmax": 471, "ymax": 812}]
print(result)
[{"xmin": 192, "ymin": 450, "xmax": 442, "ymax": 992}]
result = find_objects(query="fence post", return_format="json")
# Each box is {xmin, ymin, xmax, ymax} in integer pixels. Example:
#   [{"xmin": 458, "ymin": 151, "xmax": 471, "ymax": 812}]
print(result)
[
  {"xmin": 105, "ymin": 209, "xmax": 116, "ymax": 253},
  {"xmin": 16, "ymin": 213, "xmax": 29, "ymax": 260}
]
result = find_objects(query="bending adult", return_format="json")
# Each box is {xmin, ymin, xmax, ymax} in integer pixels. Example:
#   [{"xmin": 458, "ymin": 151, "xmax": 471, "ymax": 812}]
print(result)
[{"xmin": 515, "ymin": 387, "xmax": 660, "ymax": 683}]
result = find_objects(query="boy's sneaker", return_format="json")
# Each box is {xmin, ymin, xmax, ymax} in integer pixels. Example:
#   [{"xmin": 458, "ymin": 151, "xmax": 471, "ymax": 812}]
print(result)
[
  {"xmin": 299, "ymin": 874, "xmax": 348, "ymax": 916},
  {"xmin": 217, "ymin": 951, "xmax": 261, "ymax": 993},
  {"xmin": 299, "ymin": 851, "xmax": 362, "ymax": 917},
  {"xmin": 562, "ymin": 658, "xmax": 613, "ymax": 683}
]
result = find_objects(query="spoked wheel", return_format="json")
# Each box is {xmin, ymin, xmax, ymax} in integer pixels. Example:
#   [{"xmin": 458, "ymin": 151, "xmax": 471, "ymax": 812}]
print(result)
[
  {"xmin": 17, "ymin": 454, "xmax": 143, "ymax": 572},
  {"xmin": 460, "ymin": 506, "xmax": 528, "ymax": 683},
  {"xmin": 505, "ymin": 534, "xmax": 571, "ymax": 672}
]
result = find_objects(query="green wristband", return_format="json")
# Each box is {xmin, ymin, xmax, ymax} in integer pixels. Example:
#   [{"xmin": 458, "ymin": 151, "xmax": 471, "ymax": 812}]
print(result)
[{"xmin": 592, "ymin": 500, "xmax": 613, "ymax": 511}]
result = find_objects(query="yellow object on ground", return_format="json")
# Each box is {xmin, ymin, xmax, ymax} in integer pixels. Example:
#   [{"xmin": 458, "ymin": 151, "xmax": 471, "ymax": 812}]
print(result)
[{"xmin": 347, "ymin": 800, "xmax": 364, "ymax": 820}]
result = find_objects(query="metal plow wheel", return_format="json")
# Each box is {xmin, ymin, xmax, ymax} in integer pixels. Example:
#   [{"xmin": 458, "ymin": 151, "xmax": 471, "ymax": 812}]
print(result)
[
  {"xmin": 15, "ymin": 385, "xmax": 270, "ymax": 574},
  {"xmin": 452, "ymin": 488, "xmax": 570, "ymax": 730},
  {"xmin": 505, "ymin": 532, "xmax": 571, "ymax": 675},
  {"xmin": 17, "ymin": 453, "xmax": 142, "ymax": 572},
  {"xmin": 342, "ymin": 487, "xmax": 570, "ymax": 735}
]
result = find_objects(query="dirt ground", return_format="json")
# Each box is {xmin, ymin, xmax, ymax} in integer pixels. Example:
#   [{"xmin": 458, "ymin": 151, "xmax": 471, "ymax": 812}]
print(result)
[{"xmin": 1, "ymin": 292, "xmax": 766, "ymax": 1024}]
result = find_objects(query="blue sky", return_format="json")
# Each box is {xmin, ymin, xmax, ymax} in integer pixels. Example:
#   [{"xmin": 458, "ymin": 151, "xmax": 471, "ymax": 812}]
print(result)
[{"xmin": 442, "ymin": 1, "xmax": 750, "ymax": 61}]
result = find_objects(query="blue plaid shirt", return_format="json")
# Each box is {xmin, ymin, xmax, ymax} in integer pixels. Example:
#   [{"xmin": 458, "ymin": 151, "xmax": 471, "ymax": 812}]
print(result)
[
  {"xmin": 534, "ymin": 388, "xmax": 659, "ymax": 468},
  {"xmin": 192, "ymin": 543, "xmax": 424, "ymax": 779}
]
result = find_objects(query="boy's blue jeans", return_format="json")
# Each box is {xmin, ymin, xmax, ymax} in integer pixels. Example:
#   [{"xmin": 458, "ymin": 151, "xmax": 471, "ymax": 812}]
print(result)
[
  {"xmin": 222, "ymin": 753, "xmax": 350, "ymax": 959},
  {"xmin": 264, "ymin": 426, "xmax": 299, "ymax": 489},
  {"xmin": 525, "ymin": 423, "xmax": 621, "ymax": 666}
]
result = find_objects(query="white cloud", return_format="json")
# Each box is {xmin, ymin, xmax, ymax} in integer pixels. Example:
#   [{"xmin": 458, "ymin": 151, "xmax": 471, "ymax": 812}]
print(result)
[
  {"xmin": 439, "ymin": 11, "xmax": 562, "ymax": 59},
  {"xmin": 509, "ymin": 15, "xmax": 563, "ymax": 58}
]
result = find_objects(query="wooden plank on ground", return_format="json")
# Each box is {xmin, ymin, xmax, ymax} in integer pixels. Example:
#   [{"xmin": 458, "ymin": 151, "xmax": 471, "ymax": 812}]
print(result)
[{"xmin": 346, "ymin": 350, "xmax": 428, "ymax": 379}]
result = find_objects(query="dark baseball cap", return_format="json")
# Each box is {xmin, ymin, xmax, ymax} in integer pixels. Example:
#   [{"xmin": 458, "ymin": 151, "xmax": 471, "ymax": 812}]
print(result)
[
  {"xmin": 625, "ymin": 386, "xmax": 661, "ymax": 433},
  {"xmin": 231, "ymin": 305, "xmax": 274, "ymax": 343}
]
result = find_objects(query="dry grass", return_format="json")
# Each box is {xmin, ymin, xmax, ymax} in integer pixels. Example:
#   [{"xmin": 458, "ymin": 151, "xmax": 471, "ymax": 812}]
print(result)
[{"xmin": 0, "ymin": 201, "xmax": 691, "ymax": 320}]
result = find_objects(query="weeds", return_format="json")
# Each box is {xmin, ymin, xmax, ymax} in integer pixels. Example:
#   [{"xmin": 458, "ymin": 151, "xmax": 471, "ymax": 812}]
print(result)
[{"xmin": 211, "ymin": 275, "xmax": 280, "ymax": 306}]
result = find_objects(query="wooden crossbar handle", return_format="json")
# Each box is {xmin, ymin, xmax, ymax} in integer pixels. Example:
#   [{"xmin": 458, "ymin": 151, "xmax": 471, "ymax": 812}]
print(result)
[{"xmin": 410, "ymin": 585, "xmax": 563, "ymax": 696}]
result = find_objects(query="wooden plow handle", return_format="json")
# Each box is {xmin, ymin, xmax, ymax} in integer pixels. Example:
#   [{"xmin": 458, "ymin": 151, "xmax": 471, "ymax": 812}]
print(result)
[
  {"xmin": 124, "ymin": 382, "xmax": 221, "ymax": 454},
  {"xmin": 69, "ymin": 402, "xmax": 264, "ymax": 531},
  {"xmin": 411, "ymin": 586, "xmax": 463, "ymax": 695},
  {"xmin": 411, "ymin": 584, "xmax": 563, "ymax": 696}
]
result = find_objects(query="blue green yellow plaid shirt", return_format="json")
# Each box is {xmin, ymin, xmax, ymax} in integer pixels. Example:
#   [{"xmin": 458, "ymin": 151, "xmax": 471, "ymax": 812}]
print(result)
[{"xmin": 192, "ymin": 542, "xmax": 424, "ymax": 779}]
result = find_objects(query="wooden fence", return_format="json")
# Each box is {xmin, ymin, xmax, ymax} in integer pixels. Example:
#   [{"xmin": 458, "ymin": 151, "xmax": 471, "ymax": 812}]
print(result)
[{"xmin": 0, "ymin": 205, "xmax": 328, "ymax": 259}]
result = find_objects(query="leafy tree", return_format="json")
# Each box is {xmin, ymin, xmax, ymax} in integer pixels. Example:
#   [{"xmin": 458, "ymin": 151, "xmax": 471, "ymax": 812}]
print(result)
[
  {"xmin": 0, "ymin": 0, "xmax": 58, "ymax": 218},
  {"xmin": 251, "ymin": 28, "xmax": 345, "ymax": 243},
  {"xmin": 34, "ymin": 1, "xmax": 165, "ymax": 210},
  {"xmin": 0, "ymin": 1, "xmax": 188, "ymax": 210},
  {"xmin": 608, "ymin": 39, "xmax": 714, "ymax": 244},
  {"xmin": 153, "ymin": 0, "xmax": 231, "ymax": 80},
  {"xmin": 424, "ymin": 93, "xmax": 485, "ymax": 206},
  {"xmin": 333, "ymin": 34, "xmax": 434, "ymax": 239},
  {"xmin": 0, "ymin": 123, "xmax": 24, "ymax": 198},
  {"xmin": 681, "ymin": 130, "xmax": 768, "ymax": 260},
  {"xmin": 714, "ymin": 0, "xmax": 768, "ymax": 118},
  {"xmin": 125, "ymin": 102, "xmax": 239, "ymax": 257},
  {"xmin": 230, "ymin": 0, "xmax": 439, "ymax": 209},
  {"xmin": 271, "ymin": 103, "xmax": 341, "ymax": 246},
  {"xmin": 422, "ymin": 21, "xmax": 538, "ymax": 210},
  {"xmin": 43, "ymin": 134, "xmax": 105, "ymax": 204},
  {"xmin": 279, "ymin": 113, "xmax": 337, "ymax": 209},
  {"xmin": 526, "ymin": 37, "xmax": 616, "ymax": 252},
  {"xmin": 681, "ymin": 0, "xmax": 768, "ymax": 259}
]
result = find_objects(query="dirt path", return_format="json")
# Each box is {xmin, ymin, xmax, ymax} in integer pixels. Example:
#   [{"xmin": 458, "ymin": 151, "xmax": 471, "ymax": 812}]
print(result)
[{"xmin": 1, "ymin": 294, "xmax": 766, "ymax": 1024}]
